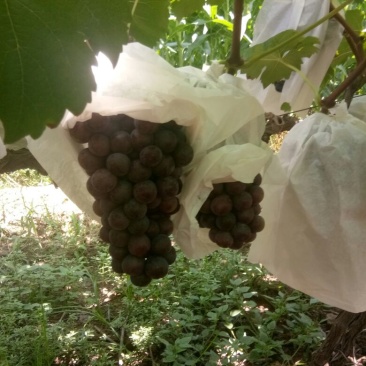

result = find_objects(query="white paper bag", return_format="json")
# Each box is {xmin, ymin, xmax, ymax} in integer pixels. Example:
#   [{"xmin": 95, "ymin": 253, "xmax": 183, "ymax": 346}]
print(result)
[{"xmin": 248, "ymin": 106, "xmax": 366, "ymax": 312}]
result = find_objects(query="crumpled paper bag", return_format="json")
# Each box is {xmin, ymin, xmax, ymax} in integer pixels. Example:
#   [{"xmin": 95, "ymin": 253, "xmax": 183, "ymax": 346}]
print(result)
[
  {"xmin": 26, "ymin": 43, "xmax": 271, "ymax": 259},
  {"xmin": 248, "ymin": 105, "xmax": 366, "ymax": 312}
]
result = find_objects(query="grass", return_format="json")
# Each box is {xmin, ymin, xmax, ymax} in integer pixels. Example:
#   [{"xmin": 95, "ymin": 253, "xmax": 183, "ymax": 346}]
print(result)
[{"xmin": 0, "ymin": 177, "xmax": 332, "ymax": 366}]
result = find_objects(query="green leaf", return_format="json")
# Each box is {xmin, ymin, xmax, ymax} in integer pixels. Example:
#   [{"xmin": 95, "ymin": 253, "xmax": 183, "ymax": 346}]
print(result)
[
  {"xmin": 0, "ymin": 0, "xmax": 96, "ymax": 143},
  {"xmin": 243, "ymin": 30, "xmax": 320, "ymax": 88},
  {"xmin": 130, "ymin": 0, "xmax": 170, "ymax": 46},
  {"xmin": 345, "ymin": 9, "xmax": 364, "ymax": 33},
  {"xmin": 171, "ymin": 0, "xmax": 205, "ymax": 19}
]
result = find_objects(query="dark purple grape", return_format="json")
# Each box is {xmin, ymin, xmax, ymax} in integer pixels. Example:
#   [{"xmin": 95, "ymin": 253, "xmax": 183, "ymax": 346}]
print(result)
[
  {"xmin": 69, "ymin": 121, "xmax": 92, "ymax": 143},
  {"xmin": 196, "ymin": 213, "xmax": 216, "ymax": 229},
  {"xmin": 171, "ymin": 167, "xmax": 183, "ymax": 179},
  {"xmin": 210, "ymin": 194, "xmax": 233, "ymax": 216},
  {"xmin": 236, "ymin": 207, "xmax": 255, "ymax": 224},
  {"xmin": 231, "ymin": 223, "xmax": 252, "ymax": 242},
  {"xmin": 109, "ymin": 245, "xmax": 129, "ymax": 260},
  {"xmin": 216, "ymin": 213, "xmax": 236, "ymax": 231},
  {"xmin": 139, "ymin": 145, "xmax": 163, "ymax": 167},
  {"xmin": 128, "ymin": 235, "xmax": 151, "ymax": 257},
  {"xmin": 158, "ymin": 217, "xmax": 174, "ymax": 235},
  {"xmin": 246, "ymin": 231, "xmax": 257, "ymax": 242},
  {"xmin": 123, "ymin": 199, "xmax": 147, "ymax": 220},
  {"xmin": 131, "ymin": 129, "xmax": 154, "ymax": 151},
  {"xmin": 127, "ymin": 160, "xmax": 152, "ymax": 183},
  {"xmin": 162, "ymin": 120, "xmax": 182, "ymax": 131},
  {"xmin": 111, "ymin": 258, "xmax": 124, "ymax": 274},
  {"xmin": 253, "ymin": 174, "xmax": 262, "ymax": 185},
  {"xmin": 209, "ymin": 183, "xmax": 224, "ymax": 198},
  {"xmin": 150, "ymin": 234, "xmax": 171, "ymax": 255},
  {"xmin": 78, "ymin": 148, "xmax": 105, "ymax": 175},
  {"xmin": 145, "ymin": 256, "xmax": 169, "ymax": 279},
  {"xmin": 233, "ymin": 192, "xmax": 253, "ymax": 211},
  {"xmin": 225, "ymin": 181, "xmax": 247, "ymax": 196},
  {"xmin": 101, "ymin": 213, "xmax": 111, "ymax": 229},
  {"xmin": 110, "ymin": 114, "xmax": 135, "ymax": 132},
  {"xmin": 134, "ymin": 119, "xmax": 159, "ymax": 135},
  {"xmin": 156, "ymin": 177, "xmax": 180, "ymax": 198},
  {"xmin": 99, "ymin": 226, "xmax": 110, "ymax": 243},
  {"xmin": 248, "ymin": 185, "xmax": 264, "ymax": 204},
  {"xmin": 173, "ymin": 142, "xmax": 194, "ymax": 167},
  {"xmin": 253, "ymin": 203, "xmax": 262, "ymax": 215},
  {"xmin": 88, "ymin": 114, "xmax": 118, "ymax": 135},
  {"xmin": 152, "ymin": 156, "xmax": 175, "ymax": 177},
  {"xmin": 90, "ymin": 169, "xmax": 118, "ymax": 193},
  {"xmin": 86, "ymin": 177, "xmax": 108, "ymax": 199},
  {"xmin": 93, "ymin": 200, "xmax": 103, "ymax": 217},
  {"xmin": 108, "ymin": 208, "xmax": 130, "ymax": 230},
  {"xmin": 122, "ymin": 255, "xmax": 145, "ymax": 276},
  {"xmin": 109, "ymin": 180, "xmax": 133, "ymax": 204},
  {"xmin": 214, "ymin": 231, "xmax": 234, "ymax": 248},
  {"xmin": 146, "ymin": 220, "xmax": 160, "ymax": 238},
  {"xmin": 162, "ymin": 246, "xmax": 177, "ymax": 265},
  {"xmin": 154, "ymin": 129, "xmax": 178, "ymax": 153},
  {"xmin": 106, "ymin": 153, "xmax": 131, "ymax": 177},
  {"xmin": 99, "ymin": 198, "xmax": 119, "ymax": 214},
  {"xmin": 128, "ymin": 216, "xmax": 150, "ymax": 235},
  {"xmin": 249, "ymin": 215, "xmax": 265, "ymax": 232},
  {"xmin": 88, "ymin": 134, "xmax": 110, "ymax": 157},
  {"xmin": 109, "ymin": 230, "xmax": 129, "ymax": 248},
  {"xmin": 130, "ymin": 273, "xmax": 152, "ymax": 287},
  {"xmin": 110, "ymin": 130, "xmax": 133, "ymax": 154},
  {"xmin": 133, "ymin": 180, "xmax": 158, "ymax": 204},
  {"xmin": 209, "ymin": 227, "xmax": 219, "ymax": 242},
  {"xmin": 147, "ymin": 196, "xmax": 162, "ymax": 210},
  {"xmin": 230, "ymin": 241, "xmax": 244, "ymax": 250},
  {"xmin": 158, "ymin": 197, "xmax": 180, "ymax": 214}
]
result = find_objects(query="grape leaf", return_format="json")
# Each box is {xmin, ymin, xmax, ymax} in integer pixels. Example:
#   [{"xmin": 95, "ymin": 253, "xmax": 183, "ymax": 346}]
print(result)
[
  {"xmin": 345, "ymin": 9, "xmax": 364, "ymax": 33},
  {"xmin": 171, "ymin": 0, "xmax": 205, "ymax": 19},
  {"xmin": 130, "ymin": 0, "xmax": 170, "ymax": 46},
  {"xmin": 243, "ymin": 30, "xmax": 320, "ymax": 88}
]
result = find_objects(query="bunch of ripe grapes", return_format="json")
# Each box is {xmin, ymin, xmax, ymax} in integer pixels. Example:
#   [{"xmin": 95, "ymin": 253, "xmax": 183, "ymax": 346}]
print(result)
[
  {"xmin": 69, "ymin": 113, "xmax": 194, "ymax": 286},
  {"xmin": 196, "ymin": 175, "xmax": 264, "ymax": 250}
]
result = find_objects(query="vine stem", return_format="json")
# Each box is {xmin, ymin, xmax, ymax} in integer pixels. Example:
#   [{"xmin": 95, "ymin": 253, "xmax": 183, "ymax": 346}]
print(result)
[
  {"xmin": 227, "ymin": 0, "xmax": 244, "ymax": 75},
  {"xmin": 243, "ymin": 0, "xmax": 352, "ymax": 69}
]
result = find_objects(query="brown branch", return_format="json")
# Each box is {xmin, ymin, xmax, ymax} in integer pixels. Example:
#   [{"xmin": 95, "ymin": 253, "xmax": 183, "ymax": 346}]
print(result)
[{"xmin": 227, "ymin": 0, "xmax": 244, "ymax": 75}]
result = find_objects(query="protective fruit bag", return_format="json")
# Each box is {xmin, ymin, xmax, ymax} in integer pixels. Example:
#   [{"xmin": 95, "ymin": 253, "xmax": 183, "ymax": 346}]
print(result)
[
  {"xmin": 26, "ymin": 42, "xmax": 272, "ymax": 261},
  {"xmin": 248, "ymin": 104, "xmax": 366, "ymax": 312}
]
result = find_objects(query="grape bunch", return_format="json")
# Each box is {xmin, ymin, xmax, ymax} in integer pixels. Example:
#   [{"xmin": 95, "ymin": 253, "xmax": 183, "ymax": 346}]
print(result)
[
  {"xmin": 69, "ymin": 113, "xmax": 194, "ymax": 286},
  {"xmin": 196, "ymin": 174, "xmax": 265, "ymax": 250}
]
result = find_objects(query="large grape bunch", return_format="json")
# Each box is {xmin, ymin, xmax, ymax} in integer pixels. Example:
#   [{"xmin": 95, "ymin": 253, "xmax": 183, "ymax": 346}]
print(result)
[
  {"xmin": 196, "ymin": 175, "xmax": 265, "ymax": 250},
  {"xmin": 69, "ymin": 113, "xmax": 194, "ymax": 287}
]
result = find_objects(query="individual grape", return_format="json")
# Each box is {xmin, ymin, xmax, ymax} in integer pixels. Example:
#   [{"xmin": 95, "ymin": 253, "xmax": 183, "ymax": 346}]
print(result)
[
  {"xmin": 144, "ymin": 256, "xmax": 169, "ymax": 279},
  {"xmin": 147, "ymin": 196, "xmax": 162, "ymax": 210},
  {"xmin": 109, "ymin": 230, "xmax": 129, "ymax": 248},
  {"xmin": 231, "ymin": 223, "xmax": 252, "ymax": 242},
  {"xmin": 88, "ymin": 134, "xmax": 111, "ymax": 157},
  {"xmin": 127, "ymin": 160, "xmax": 152, "ymax": 183},
  {"xmin": 123, "ymin": 199, "xmax": 147, "ymax": 220},
  {"xmin": 88, "ymin": 114, "xmax": 117, "ymax": 135},
  {"xmin": 253, "ymin": 174, "xmax": 262, "ymax": 185},
  {"xmin": 139, "ymin": 145, "xmax": 163, "ymax": 167},
  {"xmin": 128, "ymin": 216, "xmax": 150, "ymax": 235},
  {"xmin": 216, "ymin": 213, "xmax": 236, "ymax": 231},
  {"xmin": 121, "ymin": 255, "xmax": 145, "ymax": 276},
  {"xmin": 93, "ymin": 200, "xmax": 103, "ymax": 217},
  {"xmin": 78, "ymin": 148, "xmax": 105, "ymax": 175},
  {"xmin": 156, "ymin": 177, "xmax": 180, "ymax": 198},
  {"xmin": 109, "ymin": 180, "xmax": 133, "ymax": 204},
  {"xmin": 162, "ymin": 120, "xmax": 182, "ymax": 131},
  {"xmin": 210, "ymin": 194, "xmax": 233, "ymax": 216},
  {"xmin": 146, "ymin": 219, "xmax": 160, "ymax": 238},
  {"xmin": 154, "ymin": 129, "xmax": 178, "ymax": 153},
  {"xmin": 158, "ymin": 197, "xmax": 180, "ymax": 214},
  {"xmin": 162, "ymin": 246, "xmax": 177, "ymax": 265},
  {"xmin": 230, "ymin": 241, "xmax": 244, "ymax": 250},
  {"xmin": 110, "ymin": 114, "xmax": 135, "ymax": 132},
  {"xmin": 101, "ymin": 213, "xmax": 111, "ymax": 229},
  {"xmin": 173, "ymin": 142, "xmax": 194, "ymax": 167},
  {"xmin": 150, "ymin": 234, "xmax": 171, "ymax": 255},
  {"xmin": 86, "ymin": 177, "xmax": 108, "ymax": 199},
  {"xmin": 196, "ymin": 213, "xmax": 216, "ymax": 229},
  {"xmin": 253, "ymin": 203, "xmax": 262, "ymax": 215},
  {"xmin": 108, "ymin": 207, "xmax": 130, "ymax": 230},
  {"xmin": 208, "ymin": 228, "xmax": 219, "ymax": 242},
  {"xmin": 99, "ymin": 226, "xmax": 110, "ymax": 243},
  {"xmin": 90, "ymin": 169, "xmax": 118, "ymax": 193},
  {"xmin": 209, "ymin": 183, "xmax": 224, "ymax": 198},
  {"xmin": 225, "ymin": 181, "xmax": 247, "ymax": 196},
  {"xmin": 248, "ymin": 185, "xmax": 264, "ymax": 204},
  {"xmin": 109, "ymin": 245, "xmax": 129, "ymax": 260},
  {"xmin": 111, "ymin": 258, "xmax": 124, "ymax": 274},
  {"xmin": 158, "ymin": 217, "xmax": 174, "ymax": 235},
  {"xmin": 232, "ymin": 192, "xmax": 253, "ymax": 211},
  {"xmin": 236, "ymin": 207, "xmax": 255, "ymax": 224},
  {"xmin": 134, "ymin": 119, "xmax": 159, "ymax": 135},
  {"xmin": 152, "ymin": 155, "xmax": 175, "ymax": 177},
  {"xmin": 214, "ymin": 231, "xmax": 234, "ymax": 248},
  {"xmin": 128, "ymin": 235, "xmax": 151, "ymax": 257},
  {"xmin": 131, "ymin": 129, "xmax": 154, "ymax": 151},
  {"xmin": 99, "ymin": 198, "xmax": 119, "ymax": 215},
  {"xmin": 110, "ymin": 130, "xmax": 133, "ymax": 154},
  {"xmin": 106, "ymin": 153, "xmax": 131, "ymax": 177},
  {"xmin": 130, "ymin": 273, "xmax": 152, "ymax": 287},
  {"xmin": 246, "ymin": 231, "xmax": 257, "ymax": 243},
  {"xmin": 69, "ymin": 121, "xmax": 92, "ymax": 143},
  {"xmin": 249, "ymin": 215, "xmax": 265, "ymax": 232},
  {"xmin": 133, "ymin": 180, "xmax": 158, "ymax": 204}
]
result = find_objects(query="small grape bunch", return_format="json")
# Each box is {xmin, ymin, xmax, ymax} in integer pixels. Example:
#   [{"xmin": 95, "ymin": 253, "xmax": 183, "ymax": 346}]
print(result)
[
  {"xmin": 69, "ymin": 113, "xmax": 194, "ymax": 286},
  {"xmin": 196, "ymin": 174, "xmax": 265, "ymax": 250}
]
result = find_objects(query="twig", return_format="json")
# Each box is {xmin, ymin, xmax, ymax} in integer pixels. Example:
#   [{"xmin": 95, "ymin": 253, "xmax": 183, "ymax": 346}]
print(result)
[{"xmin": 227, "ymin": 0, "xmax": 244, "ymax": 74}]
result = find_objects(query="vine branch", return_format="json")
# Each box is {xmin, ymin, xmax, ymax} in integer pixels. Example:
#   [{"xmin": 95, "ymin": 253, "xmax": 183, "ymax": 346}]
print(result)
[{"xmin": 227, "ymin": 0, "xmax": 244, "ymax": 75}]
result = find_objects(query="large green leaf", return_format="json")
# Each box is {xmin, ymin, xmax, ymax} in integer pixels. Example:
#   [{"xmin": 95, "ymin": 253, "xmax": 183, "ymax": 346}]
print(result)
[
  {"xmin": 130, "ymin": 0, "xmax": 170, "ymax": 46},
  {"xmin": 243, "ymin": 30, "xmax": 320, "ymax": 88}
]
